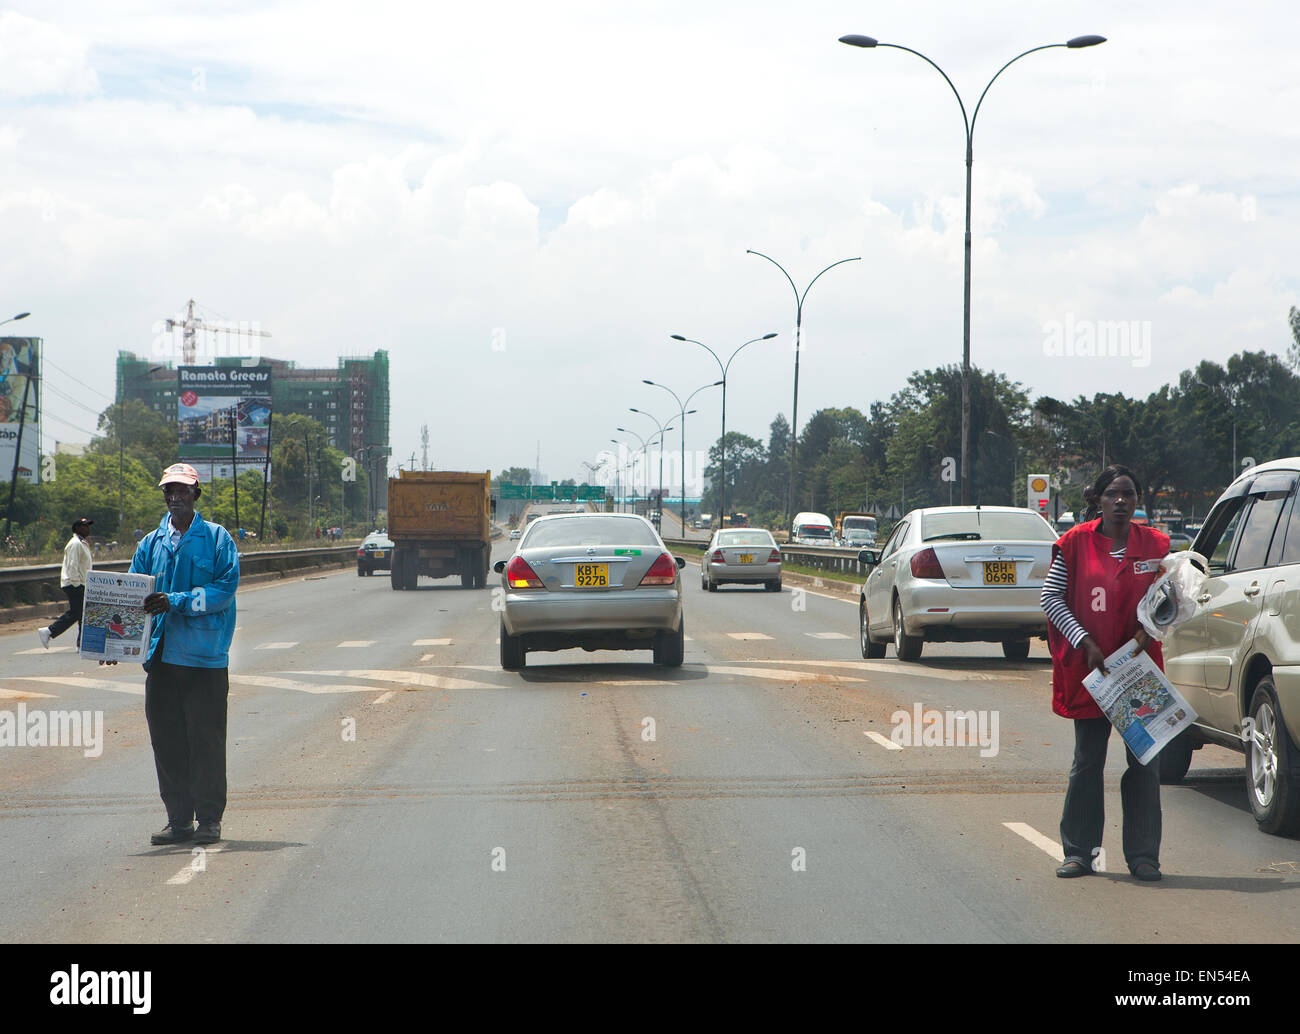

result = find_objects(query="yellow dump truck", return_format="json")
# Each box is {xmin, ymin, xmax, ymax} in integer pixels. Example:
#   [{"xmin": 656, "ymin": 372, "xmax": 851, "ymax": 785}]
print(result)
[{"xmin": 387, "ymin": 470, "xmax": 492, "ymax": 589}]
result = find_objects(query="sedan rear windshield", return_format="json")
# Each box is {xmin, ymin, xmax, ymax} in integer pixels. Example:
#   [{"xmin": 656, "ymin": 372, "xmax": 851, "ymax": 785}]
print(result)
[
  {"xmin": 523, "ymin": 516, "xmax": 661, "ymax": 547},
  {"xmin": 717, "ymin": 531, "xmax": 775, "ymax": 547},
  {"xmin": 921, "ymin": 511, "xmax": 1057, "ymax": 542}
]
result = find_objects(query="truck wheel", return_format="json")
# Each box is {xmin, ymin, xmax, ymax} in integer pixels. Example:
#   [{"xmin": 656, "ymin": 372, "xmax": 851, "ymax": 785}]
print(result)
[
  {"xmin": 390, "ymin": 550, "xmax": 404, "ymax": 590},
  {"xmin": 500, "ymin": 621, "xmax": 526, "ymax": 670},
  {"xmin": 460, "ymin": 554, "xmax": 474, "ymax": 588},
  {"xmin": 404, "ymin": 549, "xmax": 418, "ymax": 589},
  {"xmin": 477, "ymin": 549, "xmax": 490, "ymax": 589},
  {"xmin": 1246, "ymin": 675, "xmax": 1300, "ymax": 835}
]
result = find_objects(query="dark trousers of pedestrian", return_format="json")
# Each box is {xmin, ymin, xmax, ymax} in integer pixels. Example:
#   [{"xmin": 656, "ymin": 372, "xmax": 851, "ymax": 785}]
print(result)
[
  {"xmin": 144, "ymin": 659, "xmax": 229, "ymax": 826},
  {"xmin": 1060, "ymin": 716, "xmax": 1161, "ymax": 872},
  {"xmin": 48, "ymin": 584, "xmax": 85, "ymax": 645}
]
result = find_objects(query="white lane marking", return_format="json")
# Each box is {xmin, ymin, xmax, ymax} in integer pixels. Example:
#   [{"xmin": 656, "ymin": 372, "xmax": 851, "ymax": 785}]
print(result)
[
  {"xmin": 15, "ymin": 646, "xmax": 75, "ymax": 655},
  {"xmin": 419, "ymin": 654, "xmax": 438, "ymax": 662},
  {"xmin": 373, "ymin": 691, "xmax": 395, "ymax": 705},
  {"xmin": 413, "ymin": 638, "xmax": 452, "ymax": 646},
  {"xmin": 807, "ymin": 632, "xmax": 850, "ymax": 639},
  {"xmin": 1003, "ymin": 822, "xmax": 1064, "ymax": 862},
  {"xmin": 14, "ymin": 676, "xmax": 143, "ymax": 696},
  {"xmin": 743, "ymin": 659, "xmax": 1026, "ymax": 682},
  {"xmin": 337, "ymin": 640, "xmax": 376, "ymax": 648},
  {"xmin": 727, "ymin": 633, "xmax": 773, "ymax": 641},
  {"xmin": 165, "ymin": 844, "xmax": 225, "ymax": 885},
  {"xmin": 0, "ymin": 687, "xmax": 57, "ymax": 699},
  {"xmin": 864, "ymin": 731, "xmax": 903, "ymax": 750},
  {"xmin": 703, "ymin": 665, "xmax": 866, "ymax": 684},
  {"xmin": 231, "ymin": 675, "xmax": 392, "ymax": 695},
  {"xmin": 256, "ymin": 642, "xmax": 298, "ymax": 650},
  {"xmin": 291, "ymin": 669, "xmax": 497, "ymax": 690},
  {"xmin": 683, "ymin": 636, "xmax": 694, "ymax": 641}
]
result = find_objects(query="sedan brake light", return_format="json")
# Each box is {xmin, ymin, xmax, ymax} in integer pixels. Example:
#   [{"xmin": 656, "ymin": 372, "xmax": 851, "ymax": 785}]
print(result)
[
  {"xmin": 910, "ymin": 547, "xmax": 944, "ymax": 580},
  {"xmin": 639, "ymin": 552, "xmax": 677, "ymax": 586},
  {"xmin": 506, "ymin": 555, "xmax": 546, "ymax": 589},
  {"xmin": 710, "ymin": 549, "xmax": 725, "ymax": 564},
  {"xmin": 768, "ymin": 549, "xmax": 781, "ymax": 563}
]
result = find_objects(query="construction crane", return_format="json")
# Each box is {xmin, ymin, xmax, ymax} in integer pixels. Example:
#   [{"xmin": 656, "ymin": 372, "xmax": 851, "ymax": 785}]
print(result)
[{"xmin": 166, "ymin": 298, "xmax": 271, "ymax": 364}]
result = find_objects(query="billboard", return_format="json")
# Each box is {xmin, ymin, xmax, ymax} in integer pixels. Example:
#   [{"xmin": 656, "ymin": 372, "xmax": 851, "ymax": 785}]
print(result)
[
  {"xmin": 177, "ymin": 365, "xmax": 272, "ymax": 482},
  {"xmin": 0, "ymin": 337, "xmax": 40, "ymax": 485}
]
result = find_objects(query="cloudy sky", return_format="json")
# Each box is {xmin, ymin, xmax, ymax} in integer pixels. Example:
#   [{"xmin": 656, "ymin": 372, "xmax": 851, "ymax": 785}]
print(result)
[{"xmin": 2, "ymin": 1, "xmax": 1297, "ymax": 490}]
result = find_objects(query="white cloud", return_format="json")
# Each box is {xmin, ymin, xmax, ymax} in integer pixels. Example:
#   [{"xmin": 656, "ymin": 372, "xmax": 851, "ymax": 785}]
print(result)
[{"xmin": 0, "ymin": 12, "xmax": 98, "ymax": 98}]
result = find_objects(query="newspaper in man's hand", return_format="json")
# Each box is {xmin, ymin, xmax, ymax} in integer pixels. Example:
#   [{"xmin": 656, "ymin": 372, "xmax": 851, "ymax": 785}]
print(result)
[
  {"xmin": 80, "ymin": 571, "xmax": 155, "ymax": 662},
  {"xmin": 1081, "ymin": 639, "xmax": 1198, "ymax": 766}
]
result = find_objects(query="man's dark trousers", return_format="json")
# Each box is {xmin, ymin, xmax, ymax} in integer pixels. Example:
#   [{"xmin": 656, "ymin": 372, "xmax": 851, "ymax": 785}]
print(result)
[
  {"xmin": 1060, "ymin": 716, "xmax": 1161, "ymax": 871},
  {"xmin": 144, "ymin": 659, "xmax": 229, "ymax": 825},
  {"xmin": 48, "ymin": 584, "xmax": 85, "ymax": 644}
]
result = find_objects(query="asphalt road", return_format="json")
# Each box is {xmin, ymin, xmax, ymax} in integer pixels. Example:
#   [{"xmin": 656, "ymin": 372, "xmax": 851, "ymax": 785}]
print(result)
[{"xmin": 2, "ymin": 543, "xmax": 1297, "ymax": 943}]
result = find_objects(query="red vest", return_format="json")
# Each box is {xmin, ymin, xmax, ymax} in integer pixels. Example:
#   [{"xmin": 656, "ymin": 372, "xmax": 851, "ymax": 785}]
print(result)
[{"xmin": 1047, "ymin": 519, "xmax": 1170, "ymax": 719}]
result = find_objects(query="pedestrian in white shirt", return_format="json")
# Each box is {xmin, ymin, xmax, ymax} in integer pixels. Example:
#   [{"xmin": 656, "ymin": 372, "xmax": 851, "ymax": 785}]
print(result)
[{"xmin": 38, "ymin": 518, "xmax": 94, "ymax": 649}]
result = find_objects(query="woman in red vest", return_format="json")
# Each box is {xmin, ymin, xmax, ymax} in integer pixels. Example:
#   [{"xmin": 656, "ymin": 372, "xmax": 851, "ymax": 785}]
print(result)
[{"xmin": 1041, "ymin": 465, "xmax": 1169, "ymax": 882}]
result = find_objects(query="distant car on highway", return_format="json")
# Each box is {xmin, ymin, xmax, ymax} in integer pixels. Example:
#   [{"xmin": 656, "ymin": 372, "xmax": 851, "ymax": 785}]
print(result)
[
  {"xmin": 494, "ymin": 513, "xmax": 685, "ymax": 670},
  {"xmin": 791, "ymin": 512, "xmax": 835, "ymax": 546},
  {"xmin": 1167, "ymin": 532, "xmax": 1193, "ymax": 551},
  {"xmin": 856, "ymin": 505, "xmax": 1058, "ymax": 661},
  {"xmin": 702, "ymin": 528, "xmax": 782, "ymax": 592},
  {"xmin": 509, "ymin": 529, "xmax": 522, "ymax": 540},
  {"xmin": 357, "ymin": 531, "xmax": 394, "ymax": 576}
]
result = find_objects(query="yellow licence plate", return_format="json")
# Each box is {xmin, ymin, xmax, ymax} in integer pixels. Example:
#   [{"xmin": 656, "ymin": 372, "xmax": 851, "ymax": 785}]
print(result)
[
  {"xmin": 739, "ymin": 553, "xmax": 755, "ymax": 564},
  {"xmin": 983, "ymin": 560, "xmax": 1016, "ymax": 585},
  {"xmin": 574, "ymin": 563, "xmax": 609, "ymax": 588},
  {"xmin": 373, "ymin": 550, "xmax": 386, "ymax": 558}
]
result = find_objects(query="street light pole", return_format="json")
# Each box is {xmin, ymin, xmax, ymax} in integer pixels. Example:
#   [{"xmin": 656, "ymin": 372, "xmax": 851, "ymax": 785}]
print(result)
[
  {"xmin": 839, "ymin": 33, "xmax": 1105, "ymax": 505},
  {"xmin": 745, "ymin": 252, "xmax": 860, "ymax": 530},
  {"xmin": 616, "ymin": 426, "xmax": 650, "ymax": 513},
  {"xmin": 671, "ymin": 333, "xmax": 777, "ymax": 525},
  {"xmin": 628, "ymin": 408, "xmax": 674, "ymax": 530},
  {"xmin": 643, "ymin": 379, "xmax": 721, "ymax": 535}
]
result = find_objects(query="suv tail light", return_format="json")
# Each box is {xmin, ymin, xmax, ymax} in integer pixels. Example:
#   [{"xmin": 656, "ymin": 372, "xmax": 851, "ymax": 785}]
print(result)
[
  {"xmin": 357, "ymin": 548, "xmax": 365, "ymax": 557},
  {"xmin": 910, "ymin": 547, "xmax": 944, "ymax": 580},
  {"xmin": 768, "ymin": 549, "xmax": 781, "ymax": 563},
  {"xmin": 639, "ymin": 552, "xmax": 678, "ymax": 586},
  {"xmin": 710, "ymin": 549, "xmax": 725, "ymax": 564},
  {"xmin": 506, "ymin": 555, "xmax": 546, "ymax": 589}
]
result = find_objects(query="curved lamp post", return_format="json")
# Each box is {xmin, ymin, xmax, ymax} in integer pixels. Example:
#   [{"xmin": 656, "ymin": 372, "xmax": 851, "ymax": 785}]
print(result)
[
  {"xmin": 838, "ymin": 32, "xmax": 1106, "ymax": 505},
  {"xmin": 745, "ymin": 252, "xmax": 860, "ymax": 530},
  {"xmin": 616, "ymin": 426, "xmax": 650, "ymax": 511},
  {"xmin": 628, "ymin": 408, "xmax": 674, "ymax": 528},
  {"xmin": 0, "ymin": 312, "xmax": 31, "ymax": 329},
  {"xmin": 670, "ymin": 333, "xmax": 777, "ymax": 523},
  {"xmin": 643, "ymin": 378, "xmax": 722, "ymax": 535}
]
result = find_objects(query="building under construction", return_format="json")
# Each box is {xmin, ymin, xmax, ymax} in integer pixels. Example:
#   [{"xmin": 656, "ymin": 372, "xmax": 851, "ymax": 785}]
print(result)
[{"xmin": 116, "ymin": 350, "xmax": 392, "ymax": 516}]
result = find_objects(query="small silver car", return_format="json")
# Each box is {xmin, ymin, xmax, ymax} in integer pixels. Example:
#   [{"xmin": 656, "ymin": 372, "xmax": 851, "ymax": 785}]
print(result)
[
  {"xmin": 702, "ymin": 528, "xmax": 782, "ymax": 591},
  {"xmin": 494, "ymin": 513, "xmax": 685, "ymax": 670},
  {"xmin": 857, "ymin": 505, "xmax": 1057, "ymax": 661}
]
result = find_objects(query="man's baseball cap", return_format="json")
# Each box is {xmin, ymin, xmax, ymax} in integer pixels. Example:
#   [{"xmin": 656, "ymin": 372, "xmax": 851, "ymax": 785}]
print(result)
[
  {"xmin": 72, "ymin": 517, "xmax": 93, "ymax": 530},
  {"xmin": 158, "ymin": 463, "xmax": 201, "ymax": 487}
]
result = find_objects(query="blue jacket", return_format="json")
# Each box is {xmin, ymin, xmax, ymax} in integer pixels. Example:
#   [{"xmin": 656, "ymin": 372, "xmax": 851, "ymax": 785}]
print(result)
[{"xmin": 130, "ymin": 510, "xmax": 240, "ymax": 670}]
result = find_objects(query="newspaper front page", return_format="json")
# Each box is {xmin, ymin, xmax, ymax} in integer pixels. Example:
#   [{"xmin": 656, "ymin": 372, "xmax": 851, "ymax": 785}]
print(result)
[
  {"xmin": 79, "ymin": 571, "xmax": 155, "ymax": 662},
  {"xmin": 1081, "ymin": 639, "xmax": 1198, "ymax": 766}
]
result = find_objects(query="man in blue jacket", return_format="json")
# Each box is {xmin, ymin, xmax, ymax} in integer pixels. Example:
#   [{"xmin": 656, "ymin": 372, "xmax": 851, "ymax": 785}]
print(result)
[{"xmin": 127, "ymin": 463, "xmax": 240, "ymax": 846}]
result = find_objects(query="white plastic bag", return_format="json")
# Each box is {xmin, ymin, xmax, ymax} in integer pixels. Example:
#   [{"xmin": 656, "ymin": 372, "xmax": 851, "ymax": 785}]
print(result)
[{"xmin": 1137, "ymin": 550, "xmax": 1209, "ymax": 641}]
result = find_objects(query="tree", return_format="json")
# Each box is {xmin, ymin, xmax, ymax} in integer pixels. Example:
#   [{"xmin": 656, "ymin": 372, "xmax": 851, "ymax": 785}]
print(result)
[{"xmin": 88, "ymin": 400, "xmax": 178, "ymax": 479}]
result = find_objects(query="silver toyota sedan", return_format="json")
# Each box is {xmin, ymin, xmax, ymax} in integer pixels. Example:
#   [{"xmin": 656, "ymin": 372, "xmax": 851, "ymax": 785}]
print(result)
[
  {"xmin": 494, "ymin": 512, "xmax": 685, "ymax": 670},
  {"xmin": 701, "ymin": 528, "xmax": 782, "ymax": 591},
  {"xmin": 857, "ymin": 505, "xmax": 1058, "ymax": 661}
]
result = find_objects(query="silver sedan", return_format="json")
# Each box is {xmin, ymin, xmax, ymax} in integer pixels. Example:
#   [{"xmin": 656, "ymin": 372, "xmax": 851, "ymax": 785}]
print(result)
[
  {"xmin": 494, "ymin": 513, "xmax": 685, "ymax": 670},
  {"xmin": 857, "ymin": 506, "xmax": 1057, "ymax": 661},
  {"xmin": 701, "ymin": 528, "xmax": 782, "ymax": 591}
]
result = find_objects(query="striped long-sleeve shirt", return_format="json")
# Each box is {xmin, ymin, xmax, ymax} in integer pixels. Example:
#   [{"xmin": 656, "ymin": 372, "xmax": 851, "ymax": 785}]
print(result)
[{"xmin": 1039, "ymin": 544, "xmax": 1127, "ymax": 648}]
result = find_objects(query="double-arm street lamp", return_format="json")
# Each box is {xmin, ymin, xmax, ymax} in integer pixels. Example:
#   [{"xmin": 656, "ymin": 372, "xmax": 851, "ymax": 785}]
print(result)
[
  {"xmin": 643, "ymin": 378, "xmax": 722, "ymax": 535},
  {"xmin": 670, "ymin": 333, "xmax": 777, "ymax": 523},
  {"xmin": 745, "ymin": 251, "xmax": 860, "ymax": 529},
  {"xmin": 616, "ymin": 426, "xmax": 650, "ymax": 511},
  {"xmin": 838, "ymin": 32, "xmax": 1106, "ymax": 505},
  {"xmin": 1, "ymin": 311, "xmax": 31, "ymax": 329},
  {"xmin": 628, "ymin": 408, "xmax": 675, "ymax": 528},
  {"xmin": 609, "ymin": 438, "xmax": 639, "ymax": 512}
]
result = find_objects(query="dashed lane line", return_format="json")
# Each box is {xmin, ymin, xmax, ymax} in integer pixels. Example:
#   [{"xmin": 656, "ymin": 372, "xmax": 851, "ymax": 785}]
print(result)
[
  {"xmin": 864, "ymin": 731, "xmax": 903, "ymax": 750},
  {"xmin": 372, "ymin": 691, "xmax": 395, "ymax": 705},
  {"xmin": 14, "ymin": 646, "xmax": 75, "ymax": 655},
  {"xmin": 12, "ymin": 676, "xmax": 144, "ymax": 696},
  {"xmin": 337, "ymin": 640, "xmax": 377, "ymax": 648},
  {"xmin": 1003, "ymin": 821, "xmax": 1065, "ymax": 862},
  {"xmin": 806, "ymin": 632, "xmax": 850, "ymax": 639},
  {"xmin": 255, "ymin": 642, "xmax": 299, "ymax": 650},
  {"xmin": 0, "ymin": 687, "xmax": 57, "ymax": 699},
  {"xmin": 412, "ymin": 638, "xmax": 452, "ymax": 647},
  {"xmin": 727, "ymin": 633, "xmax": 773, "ymax": 641},
  {"xmin": 291, "ymin": 669, "xmax": 498, "ymax": 690}
]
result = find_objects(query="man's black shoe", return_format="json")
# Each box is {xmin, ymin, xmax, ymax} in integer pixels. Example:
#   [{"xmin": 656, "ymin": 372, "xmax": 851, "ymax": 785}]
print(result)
[
  {"xmin": 194, "ymin": 822, "xmax": 221, "ymax": 845},
  {"xmin": 151, "ymin": 822, "xmax": 195, "ymax": 846}
]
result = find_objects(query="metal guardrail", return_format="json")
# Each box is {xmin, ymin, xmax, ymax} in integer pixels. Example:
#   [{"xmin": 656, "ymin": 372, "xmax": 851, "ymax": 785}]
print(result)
[
  {"xmin": 662, "ymin": 538, "xmax": 871, "ymax": 579},
  {"xmin": 0, "ymin": 546, "xmax": 360, "ymax": 608}
]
